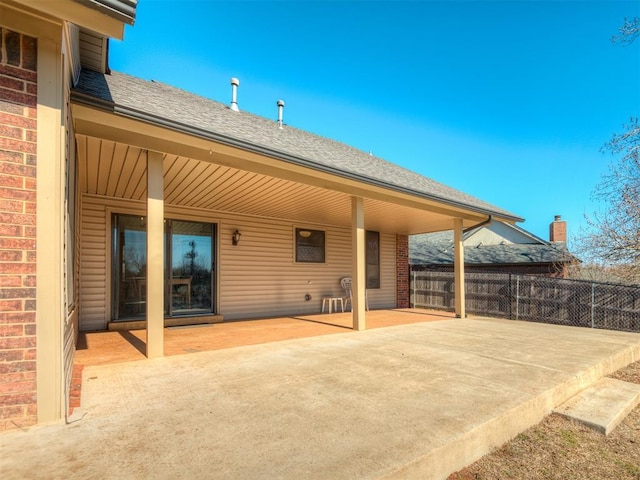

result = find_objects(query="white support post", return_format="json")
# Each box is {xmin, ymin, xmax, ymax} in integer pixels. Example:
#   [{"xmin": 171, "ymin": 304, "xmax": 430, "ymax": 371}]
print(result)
[
  {"xmin": 351, "ymin": 197, "xmax": 366, "ymax": 331},
  {"xmin": 453, "ymin": 218, "xmax": 466, "ymax": 318},
  {"xmin": 146, "ymin": 151, "xmax": 164, "ymax": 358}
]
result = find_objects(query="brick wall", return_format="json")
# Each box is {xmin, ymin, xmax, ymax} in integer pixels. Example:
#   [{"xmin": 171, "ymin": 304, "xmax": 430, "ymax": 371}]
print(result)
[
  {"xmin": 0, "ymin": 28, "xmax": 38, "ymax": 431},
  {"xmin": 396, "ymin": 234, "xmax": 409, "ymax": 308}
]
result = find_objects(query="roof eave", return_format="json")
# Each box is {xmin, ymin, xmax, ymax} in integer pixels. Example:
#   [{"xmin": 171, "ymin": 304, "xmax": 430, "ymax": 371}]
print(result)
[
  {"xmin": 73, "ymin": 0, "xmax": 137, "ymax": 25},
  {"xmin": 10, "ymin": 0, "xmax": 132, "ymax": 39},
  {"xmin": 70, "ymin": 90, "xmax": 524, "ymax": 224}
]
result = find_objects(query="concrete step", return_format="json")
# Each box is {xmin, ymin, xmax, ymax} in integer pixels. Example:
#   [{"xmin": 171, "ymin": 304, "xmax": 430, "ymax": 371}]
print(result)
[{"xmin": 553, "ymin": 377, "xmax": 640, "ymax": 435}]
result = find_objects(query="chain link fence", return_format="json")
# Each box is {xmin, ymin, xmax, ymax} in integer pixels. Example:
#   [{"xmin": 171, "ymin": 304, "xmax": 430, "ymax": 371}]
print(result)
[{"xmin": 411, "ymin": 271, "xmax": 640, "ymax": 333}]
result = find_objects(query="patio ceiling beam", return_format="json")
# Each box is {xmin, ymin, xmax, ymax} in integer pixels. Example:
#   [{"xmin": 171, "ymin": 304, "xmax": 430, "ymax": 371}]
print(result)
[{"xmin": 71, "ymin": 105, "xmax": 518, "ymax": 226}]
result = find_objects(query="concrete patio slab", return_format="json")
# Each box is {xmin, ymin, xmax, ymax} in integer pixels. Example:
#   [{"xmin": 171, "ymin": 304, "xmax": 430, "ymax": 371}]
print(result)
[
  {"xmin": 1, "ymin": 317, "xmax": 640, "ymax": 480},
  {"xmin": 553, "ymin": 377, "xmax": 640, "ymax": 435}
]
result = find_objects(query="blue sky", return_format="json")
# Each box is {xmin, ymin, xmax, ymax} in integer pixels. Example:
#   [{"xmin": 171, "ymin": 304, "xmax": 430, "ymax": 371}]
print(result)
[{"xmin": 109, "ymin": 0, "xmax": 640, "ymax": 246}]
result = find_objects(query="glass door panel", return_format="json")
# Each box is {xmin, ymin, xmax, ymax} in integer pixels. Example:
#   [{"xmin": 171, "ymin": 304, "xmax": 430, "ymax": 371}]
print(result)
[
  {"xmin": 169, "ymin": 220, "xmax": 214, "ymax": 315},
  {"xmin": 114, "ymin": 215, "xmax": 147, "ymax": 319}
]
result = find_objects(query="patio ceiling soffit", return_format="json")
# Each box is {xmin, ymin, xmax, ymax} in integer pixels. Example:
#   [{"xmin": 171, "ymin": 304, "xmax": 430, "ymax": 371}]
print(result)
[
  {"xmin": 71, "ymin": 100, "xmax": 512, "ymax": 226},
  {"xmin": 72, "ymin": 106, "xmax": 484, "ymax": 225}
]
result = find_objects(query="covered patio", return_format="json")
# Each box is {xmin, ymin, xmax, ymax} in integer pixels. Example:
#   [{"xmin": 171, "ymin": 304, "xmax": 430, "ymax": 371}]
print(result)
[
  {"xmin": 74, "ymin": 309, "xmax": 455, "ymax": 366},
  {"xmin": 70, "ymin": 70, "xmax": 522, "ymax": 361},
  {"xmin": 6, "ymin": 317, "xmax": 640, "ymax": 480}
]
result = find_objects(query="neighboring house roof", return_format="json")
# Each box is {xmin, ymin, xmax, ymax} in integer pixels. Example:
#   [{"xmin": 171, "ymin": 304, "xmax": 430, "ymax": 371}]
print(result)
[
  {"xmin": 410, "ymin": 225, "xmax": 576, "ymax": 266},
  {"xmin": 71, "ymin": 69, "xmax": 523, "ymax": 223},
  {"xmin": 73, "ymin": 0, "xmax": 137, "ymax": 25}
]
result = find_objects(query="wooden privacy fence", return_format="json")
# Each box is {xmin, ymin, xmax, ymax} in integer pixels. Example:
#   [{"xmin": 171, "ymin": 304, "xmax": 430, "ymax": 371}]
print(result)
[{"xmin": 411, "ymin": 271, "xmax": 640, "ymax": 333}]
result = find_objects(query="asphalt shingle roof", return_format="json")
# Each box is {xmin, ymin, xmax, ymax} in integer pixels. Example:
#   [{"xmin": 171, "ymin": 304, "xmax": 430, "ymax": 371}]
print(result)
[
  {"xmin": 72, "ymin": 69, "xmax": 521, "ymax": 221},
  {"xmin": 409, "ymin": 231, "xmax": 576, "ymax": 266}
]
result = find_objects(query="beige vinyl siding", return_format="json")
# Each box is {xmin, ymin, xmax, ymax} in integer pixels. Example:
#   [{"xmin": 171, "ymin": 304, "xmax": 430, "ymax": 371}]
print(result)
[
  {"xmin": 220, "ymin": 222, "xmax": 396, "ymax": 319},
  {"xmin": 79, "ymin": 196, "xmax": 109, "ymax": 331},
  {"xmin": 219, "ymin": 219, "xmax": 351, "ymax": 319},
  {"xmin": 78, "ymin": 29, "xmax": 107, "ymax": 73},
  {"xmin": 62, "ymin": 49, "xmax": 77, "ymax": 415},
  {"xmin": 63, "ymin": 309, "xmax": 76, "ymax": 417},
  {"xmin": 78, "ymin": 194, "xmax": 398, "ymax": 330}
]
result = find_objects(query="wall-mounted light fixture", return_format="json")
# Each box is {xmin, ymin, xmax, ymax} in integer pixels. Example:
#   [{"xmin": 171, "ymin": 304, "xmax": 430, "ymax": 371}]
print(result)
[{"xmin": 232, "ymin": 229, "xmax": 242, "ymax": 246}]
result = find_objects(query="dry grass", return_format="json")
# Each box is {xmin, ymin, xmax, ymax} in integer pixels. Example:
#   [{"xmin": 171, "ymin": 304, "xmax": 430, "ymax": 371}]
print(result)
[{"xmin": 448, "ymin": 361, "xmax": 640, "ymax": 480}]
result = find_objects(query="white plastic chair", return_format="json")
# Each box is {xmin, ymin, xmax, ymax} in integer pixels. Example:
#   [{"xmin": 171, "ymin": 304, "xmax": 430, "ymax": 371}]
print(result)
[
  {"xmin": 340, "ymin": 276, "xmax": 368, "ymax": 311},
  {"xmin": 321, "ymin": 296, "xmax": 343, "ymax": 313}
]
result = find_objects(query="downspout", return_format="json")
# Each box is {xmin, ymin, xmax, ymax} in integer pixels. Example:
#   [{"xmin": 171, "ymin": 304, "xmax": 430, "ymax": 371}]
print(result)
[{"xmin": 463, "ymin": 215, "xmax": 493, "ymax": 234}]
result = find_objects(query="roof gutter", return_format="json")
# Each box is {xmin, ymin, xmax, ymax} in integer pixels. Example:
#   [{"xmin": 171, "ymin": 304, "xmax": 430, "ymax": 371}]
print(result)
[
  {"xmin": 73, "ymin": 0, "xmax": 137, "ymax": 25},
  {"xmin": 70, "ymin": 91, "xmax": 523, "ymax": 223}
]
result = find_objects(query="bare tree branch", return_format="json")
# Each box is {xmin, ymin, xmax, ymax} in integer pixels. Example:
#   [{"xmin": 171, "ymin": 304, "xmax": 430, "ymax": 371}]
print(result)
[
  {"xmin": 612, "ymin": 17, "xmax": 640, "ymax": 45},
  {"xmin": 574, "ymin": 18, "xmax": 640, "ymax": 285},
  {"xmin": 577, "ymin": 118, "xmax": 640, "ymax": 284}
]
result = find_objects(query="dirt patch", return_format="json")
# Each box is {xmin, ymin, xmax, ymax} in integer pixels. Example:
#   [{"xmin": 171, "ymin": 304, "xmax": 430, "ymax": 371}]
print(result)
[
  {"xmin": 448, "ymin": 361, "xmax": 640, "ymax": 480},
  {"xmin": 610, "ymin": 361, "xmax": 640, "ymax": 384}
]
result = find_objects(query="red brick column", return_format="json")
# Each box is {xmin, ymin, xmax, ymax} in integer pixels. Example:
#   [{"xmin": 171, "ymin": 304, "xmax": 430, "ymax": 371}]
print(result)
[
  {"xmin": 0, "ymin": 28, "xmax": 38, "ymax": 431},
  {"xmin": 396, "ymin": 234, "xmax": 409, "ymax": 308}
]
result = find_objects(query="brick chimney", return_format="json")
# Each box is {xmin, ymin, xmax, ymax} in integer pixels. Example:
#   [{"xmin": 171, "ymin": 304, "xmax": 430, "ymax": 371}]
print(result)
[{"xmin": 549, "ymin": 215, "xmax": 567, "ymax": 243}]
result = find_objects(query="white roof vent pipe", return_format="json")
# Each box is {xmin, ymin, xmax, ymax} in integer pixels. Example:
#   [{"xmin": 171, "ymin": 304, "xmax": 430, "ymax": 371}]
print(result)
[
  {"xmin": 230, "ymin": 78, "xmax": 240, "ymax": 111},
  {"xmin": 277, "ymin": 99, "xmax": 285, "ymax": 129}
]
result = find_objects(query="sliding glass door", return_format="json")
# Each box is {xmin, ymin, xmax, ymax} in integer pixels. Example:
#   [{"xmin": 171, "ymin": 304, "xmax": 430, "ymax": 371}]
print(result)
[
  {"xmin": 113, "ymin": 215, "xmax": 148, "ymax": 320},
  {"xmin": 112, "ymin": 214, "xmax": 215, "ymax": 321},
  {"xmin": 169, "ymin": 220, "xmax": 214, "ymax": 314}
]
